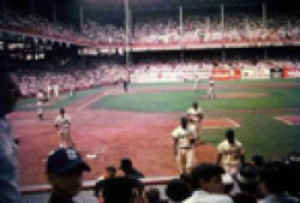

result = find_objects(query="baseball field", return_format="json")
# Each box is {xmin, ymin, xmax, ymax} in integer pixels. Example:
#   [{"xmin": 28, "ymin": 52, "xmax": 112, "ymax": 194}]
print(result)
[{"xmin": 12, "ymin": 78, "xmax": 300, "ymax": 186}]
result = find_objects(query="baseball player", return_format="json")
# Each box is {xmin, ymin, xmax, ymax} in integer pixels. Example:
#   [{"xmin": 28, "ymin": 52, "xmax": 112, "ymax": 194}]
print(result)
[
  {"xmin": 186, "ymin": 101, "xmax": 204, "ymax": 142},
  {"xmin": 172, "ymin": 116, "xmax": 197, "ymax": 175},
  {"xmin": 193, "ymin": 75, "xmax": 201, "ymax": 91},
  {"xmin": 53, "ymin": 84, "xmax": 59, "ymax": 98},
  {"xmin": 217, "ymin": 129, "xmax": 245, "ymax": 175},
  {"xmin": 54, "ymin": 108, "xmax": 74, "ymax": 148},
  {"xmin": 207, "ymin": 77, "xmax": 216, "ymax": 100},
  {"xmin": 47, "ymin": 81, "xmax": 53, "ymax": 100},
  {"xmin": 36, "ymin": 89, "xmax": 46, "ymax": 120}
]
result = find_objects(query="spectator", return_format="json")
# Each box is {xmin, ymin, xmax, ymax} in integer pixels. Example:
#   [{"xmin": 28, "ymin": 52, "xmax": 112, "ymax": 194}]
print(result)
[
  {"xmin": 217, "ymin": 129, "xmax": 245, "ymax": 175},
  {"xmin": 0, "ymin": 72, "xmax": 21, "ymax": 203},
  {"xmin": 145, "ymin": 188, "xmax": 164, "ymax": 203},
  {"xmin": 97, "ymin": 176, "xmax": 144, "ymax": 203},
  {"xmin": 46, "ymin": 148, "xmax": 91, "ymax": 203},
  {"xmin": 94, "ymin": 166, "xmax": 117, "ymax": 197},
  {"xmin": 166, "ymin": 178, "xmax": 191, "ymax": 203},
  {"xmin": 235, "ymin": 164, "xmax": 264, "ymax": 199},
  {"xmin": 251, "ymin": 154, "xmax": 266, "ymax": 171},
  {"xmin": 258, "ymin": 162, "xmax": 299, "ymax": 203},
  {"xmin": 119, "ymin": 158, "xmax": 145, "ymax": 179},
  {"xmin": 184, "ymin": 163, "xmax": 234, "ymax": 203}
]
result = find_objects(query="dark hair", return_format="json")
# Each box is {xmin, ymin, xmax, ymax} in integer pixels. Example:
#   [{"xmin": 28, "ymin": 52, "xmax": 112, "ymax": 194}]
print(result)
[
  {"xmin": 233, "ymin": 193, "xmax": 257, "ymax": 203},
  {"xmin": 59, "ymin": 108, "xmax": 65, "ymax": 115},
  {"xmin": 106, "ymin": 166, "xmax": 117, "ymax": 177},
  {"xmin": 181, "ymin": 116, "xmax": 189, "ymax": 129},
  {"xmin": 225, "ymin": 129, "xmax": 235, "ymax": 143},
  {"xmin": 237, "ymin": 164, "xmax": 259, "ymax": 193},
  {"xmin": 166, "ymin": 179, "xmax": 191, "ymax": 202},
  {"xmin": 120, "ymin": 158, "xmax": 133, "ymax": 169},
  {"xmin": 260, "ymin": 162, "xmax": 288, "ymax": 194},
  {"xmin": 251, "ymin": 154, "xmax": 265, "ymax": 168},
  {"xmin": 145, "ymin": 188, "xmax": 161, "ymax": 203},
  {"xmin": 192, "ymin": 102, "xmax": 198, "ymax": 109},
  {"xmin": 0, "ymin": 72, "xmax": 20, "ymax": 117},
  {"xmin": 190, "ymin": 163, "xmax": 224, "ymax": 189}
]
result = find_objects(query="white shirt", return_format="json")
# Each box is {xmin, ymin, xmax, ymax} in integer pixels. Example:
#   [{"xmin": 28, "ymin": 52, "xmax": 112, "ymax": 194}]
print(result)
[
  {"xmin": 172, "ymin": 125, "xmax": 197, "ymax": 148},
  {"xmin": 54, "ymin": 114, "xmax": 71, "ymax": 133},
  {"xmin": 184, "ymin": 190, "xmax": 233, "ymax": 203}
]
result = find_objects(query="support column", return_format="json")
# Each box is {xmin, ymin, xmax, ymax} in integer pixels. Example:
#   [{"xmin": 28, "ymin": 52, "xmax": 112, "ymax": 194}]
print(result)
[
  {"xmin": 264, "ymin": 48, "xmax": 268, "ymax": 60},
  {"xmin": 79, "ymin": 5, "xmax": 84, "ymax": 32},
  {"xmin": 53, "ymin": 3, "xmax": 57, "ymax": 23},
  {"xmin": 179, "ymin": 6, "xmax": 183, "ymax": 36},
  {"xmin": 262, "ymin": 2, "xmax": 267, "ymax": 28},
  {"xmin": 220, "ymin": 4, "xmax": 224, "ymax": 40}
]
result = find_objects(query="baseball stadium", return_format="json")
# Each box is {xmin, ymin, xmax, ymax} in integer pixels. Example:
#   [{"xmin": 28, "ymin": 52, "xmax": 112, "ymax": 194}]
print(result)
[{"xmin": 1, "ymin": 0, "xmax": 300, "ymax": 202}]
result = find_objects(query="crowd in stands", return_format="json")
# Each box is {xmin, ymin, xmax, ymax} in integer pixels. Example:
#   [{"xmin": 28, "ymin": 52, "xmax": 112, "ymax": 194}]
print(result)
[
  {"xmin": 1, "ymin": 8, "xmax": 300, "ymax": 44},
  {"xmin": 10, "ymin": 58, "xmax": 300, "ymax": 97}
]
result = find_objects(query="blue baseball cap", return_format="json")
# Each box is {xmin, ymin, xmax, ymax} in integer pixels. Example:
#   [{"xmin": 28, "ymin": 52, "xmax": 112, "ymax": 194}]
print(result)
[{"xmin": 47, "ymin": 148, "xmax": 91, "ymax": 174}]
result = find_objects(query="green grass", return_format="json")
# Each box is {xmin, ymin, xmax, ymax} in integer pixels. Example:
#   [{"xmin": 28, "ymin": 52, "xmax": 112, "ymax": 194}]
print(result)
[
  {"xmin": 91, "ymin": 88, "xmax": 300, "ymax": 112},
  {"xmin": 90, "ymin": 79, "xmax": 300, "ymax": 160},
  {"xmin": 15, "ymin": 86, "xmax": 105, "ymax": 111}
]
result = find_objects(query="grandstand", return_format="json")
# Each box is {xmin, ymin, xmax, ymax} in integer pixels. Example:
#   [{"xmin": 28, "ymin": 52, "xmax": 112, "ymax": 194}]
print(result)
[{"xmin": 1, "ymin": 0, "xmax": 300, "ymax": 202}]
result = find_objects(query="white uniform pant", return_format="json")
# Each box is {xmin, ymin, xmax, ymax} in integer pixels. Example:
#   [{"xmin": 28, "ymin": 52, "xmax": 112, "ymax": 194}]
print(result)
[
  {"xmin": 207, "ymin": 87, "xmax": 216, "ymax": 100},
  {"xmin": 176, "ymin": 147, "xmax": 194, "ymax": 174},
  {"xmin": 37, "ymin": 102, "xmax": 43, "ymax": 115},
  {"xmin": 58, "ymin": 130, "xmax": 74, "ymax": 148},
  {"xmin": 222, "ymin": 163, "xmax": 241, "ymax": 176}
]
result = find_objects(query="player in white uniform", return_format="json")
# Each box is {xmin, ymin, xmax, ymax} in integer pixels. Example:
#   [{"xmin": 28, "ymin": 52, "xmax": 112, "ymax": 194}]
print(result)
[
  {"xmin": 217, "ymin": 129, "xmax": 245, "ymax": 175},
  {"xmin": 193, "ymin": 75, "xmax": 201, "ymax": 91},
  {"xmin": 53, "ymin": 84, "xmax": 59, "ymax": 98},
  {"xmin": 54, "ymin": 108, "xmax": 74, "ymax": 148},
  {"xmin": 47, "ymin": 81, "xmax": 53, "ymax": 100},
  {"xmin": 207, "ymin": 78, "xmax": 216, "ymax": 100},
  {"xmin": 172, "ymin": 116, "xmax": 197, "ymax": 174},
  {"xmin": 186, "ymin": 102, "xmax": 204, "ymax": 142},
  {"xmin": 36, "ymin": 89, "xmax": 46, "ymax": 120}
]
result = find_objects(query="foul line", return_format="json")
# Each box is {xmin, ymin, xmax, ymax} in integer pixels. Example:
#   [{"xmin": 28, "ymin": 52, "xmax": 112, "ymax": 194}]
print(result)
[
  {"xmin": 75, "ymin": 89, "xmax": 121, "ymax": 111},
  {"xmin": 225, "ymin": 118, "xmax": 240, "ymax": 128},
  {"xmin": 274, "ymin": 116, "xmax": 294, "ymax": 126}
]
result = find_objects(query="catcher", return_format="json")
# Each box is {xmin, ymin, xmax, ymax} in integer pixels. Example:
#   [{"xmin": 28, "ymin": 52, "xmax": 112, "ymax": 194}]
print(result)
[{"xmin": 186, "ymin": 101, "xmax": 204, "ymax": 143}]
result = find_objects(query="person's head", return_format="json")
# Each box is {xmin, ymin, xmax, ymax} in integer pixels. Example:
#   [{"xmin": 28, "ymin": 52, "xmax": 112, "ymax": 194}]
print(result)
[
  {"xmin": 166, "ymin": 179, "xmax": 191, "ymax": 202},
  {"xmin": 46, "ymin": 148, "xmax": 91, "ymax": 197},
  {"xmin": 259, "ymin": 161, "xmax": 287, "ymax": 195},
  {"xmin": 236, "ymin": 164, "xmax": 259, "ymax": 194},
  {"xmin": 225, "ymin": 129, "xmax": 235, "ymax": 144},
  {"xmin": 190, "ymin": 163, "xmax": 225, "ymax": 193},
  {"xmin": 102, "ymin": 177, "xmax": 143, "ymax": 203},
  {"xmin": 145, "ymin": 188, "xmax": 161, "ymax": 203},
  {"xmin": 120, "ymin": 158, "xmax": 133, "ymax": 173},
  {"xmin": 192, "ymin": 102, "xmax": 198, "ymax": 110},
  {"xmin": 180, "ymin": 116, "xmax": 189, "ymax": 129},
  {"xmin": 0, "ymin": 72, "xmax": 21, "ymax": 117},
  {"xmin": 251, "ymin": 154, "xmax": 265, "ymax": 169},
  {"xmin": 104, "ymin": 166, "xmax": 117, "ymax": 179},
  {"xmin": 59, "ymin": 108, "xmax": 65, "ymax": 115}
]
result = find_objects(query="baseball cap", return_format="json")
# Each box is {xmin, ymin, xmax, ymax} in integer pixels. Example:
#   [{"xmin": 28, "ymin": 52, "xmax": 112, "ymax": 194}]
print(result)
[{"xmin": 47, "ymin": 148, "xmax": 91, "ymax": 174}]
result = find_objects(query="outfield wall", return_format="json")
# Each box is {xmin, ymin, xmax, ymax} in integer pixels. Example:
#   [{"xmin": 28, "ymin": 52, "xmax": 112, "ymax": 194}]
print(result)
[{"xmin": 130, "ymin": 68, "xmax": 300, "ymax": 83}]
